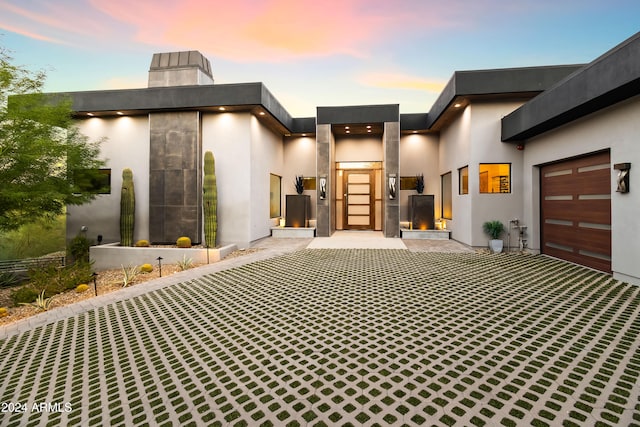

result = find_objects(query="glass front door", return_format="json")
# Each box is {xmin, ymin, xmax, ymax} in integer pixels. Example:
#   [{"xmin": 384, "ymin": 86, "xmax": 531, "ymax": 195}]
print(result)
[{"xmin": 343, "ymin": 170, "xmax": 374, "ymax": 230}]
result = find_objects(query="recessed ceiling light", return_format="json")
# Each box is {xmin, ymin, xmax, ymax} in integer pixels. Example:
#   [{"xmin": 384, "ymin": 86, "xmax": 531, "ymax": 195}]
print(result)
[
  {"xmin": 259, "ymin": 111, "xmax": 265, "ymax": 116},
  {"xmin": 302, "ymin": 133, "xmax": 307, "ymax": 136},
  {"xmin": 454, "ymin": 103, "xmax": 462, "ymax": 108},
  {"xmin": 116, "ymin": 111, "xmax": 124, "ymax": 115},
  {"xmin": 87, "ymin": 112, "xmax": 94, "ymax": 116},
  {"xmin": 367, "ymin": 129, "xmax": 372, "ymax": 133},
  {"xmin": 366, "ymin": 125, "xmax": 372, "ymax": 129},
  {"xmin": 345, "ymin": 126, "xmax": 350, "ymax": 130},
  {"xmin": 219, "ymin": 107, "xmax": 226, "ymax": 111},
  {"xmin": 413, "ymin": 130, "xmax": 418, "ymax": 134}
]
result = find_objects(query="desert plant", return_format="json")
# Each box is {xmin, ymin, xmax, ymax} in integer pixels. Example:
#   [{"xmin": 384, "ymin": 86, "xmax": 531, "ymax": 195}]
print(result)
[
  {"xmin": 75, "ymin": 284, "xmax": 89, "ymax": 293},
  {"xmin": 176, "ymin": 236, "xmax": 192, "ymax": 248},
  {"xmin": 10, "ymin": 285, "xmax": 40, "ymax": 306},
  {"xmin": 0, "ymin": 307, "xmax": 7, "ymax": 317},
  {"xmin": 27, "ymin": 261, "xmax": 92, "ymax": 297},
  {"xmin": 177, "ymin": 255, "xmax": 194, "ymax": 271},
  {"xmin": 121, "ymin": 264, "xmax": 140, "ymax": 287},
  {"xmin": 0, "ymin": 271, "xmax": 20, "ymax": 288},
  {"xmin": 294, "ymin": 175, "xmax": 304, "ymax": 195},
  {"xmin": 203, "ymin": 151, "xmax": 218, "ymax": 248},
  {"xmin": 415, "ymin": 174, "xmax": 425, "ymax": 194},
  {"xmin": 120, "ymin": 168, "xmax": 135, "ymax": 247},
  {"xmin": 68, "ymin": 233, "xmax": 93, "ymax": 264},
  {"xmin": 140, "ymin": 263, "xmax": 153, "ymax": 273},
  {"xmin": 483, "ymin": 220, "xmax": 505, "ymax": 240},
  {"xmin": 19, "ymin": 289, "xmax": 54, "ymax": 311},
  {"xmin": 135, "ymin": 240, "xmax": 150, "ymax": 247}
]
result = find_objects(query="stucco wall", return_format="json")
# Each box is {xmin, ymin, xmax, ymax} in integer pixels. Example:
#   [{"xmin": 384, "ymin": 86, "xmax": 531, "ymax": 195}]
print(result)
[
  {"xmin": 522, "ymin": 95, "xmax": 640, "ymax": 285},
  {"xmin": 438, "ymin": 106, "xmax": 471, "ymax": 243},
  {"xmin": 335, "ymin": 135, "xmax": 382, "ymax": 162},
  {"xmin": 202, "ymin": 112, "xmax": 251, "ymax": 247},
  {"xmin": 68, "ymin": 116, "xmax": 150, "ymax": 244},
  {"xmin": 399, "ymin": 133, "xmax": 439, "ymax": 222},
  {"xmin": 283, "ymin": 136, "xmax": 317, "ymax": 218},
  {"xmin": 250, "ymin": 115, "xmax": 284, "ymax": 242},
  {"xmin": 469, "ymin": 101, "xmax": 525, "ymax": 248}
]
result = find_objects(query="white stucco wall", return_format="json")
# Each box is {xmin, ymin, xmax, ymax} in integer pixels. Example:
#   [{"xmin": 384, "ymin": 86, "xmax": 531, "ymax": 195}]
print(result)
[
  {"xmin": 522, "ymin": 95, "xmax": 640, "ymax": 285},
  {"xmin": 68, "ymin": 116, "xmax": 150, "ymax": 244},
  {"xmin": 283, "ymin": 136, "xmax": 317, "ymax": 218},
  {"xmin": 469, "ymin": 101, "xmax": 525, "ymax": 248},
  {"xmin": 250, "ymin": 116, "xmax": 284, "ymax": 242},
  {"xmin": 202, "ymin": 112, "xmax": 252, "ymax": 247},
  {"xmin": 438, "ymin": 106, "xmax": 471, "ymax": 243},
  {"xmin": 399, "ymin": 133, "xmax": 439, "ymax": 222},
  {"xmin": 335, "ymin": 136, "xmax": 383, "ymax": 162}
]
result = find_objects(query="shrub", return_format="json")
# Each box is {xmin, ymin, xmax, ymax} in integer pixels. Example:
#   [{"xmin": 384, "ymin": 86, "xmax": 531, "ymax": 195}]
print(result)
[
  {"xmin": 0, "ymin": 307, "xmax": 8, "ymax": 317},
  {"xmin": 122, "ymin": 264, "xmax": 140, "ymax": 287},
  {"xmin": 140, "ymin": 263, "xmax": 153, "ymax": 273},
  {"xmin": 0, "ymin": 271, "xmax": 21, "ymax": 288},
  {"xmin": 135, "ymin": 240, "xmax": 150, "ymax": 247},
  {"xmin": 76, "ymin": 284, "xmax": 89, "ymax": 293},
  {"xmin": 19, "ymin": 290, "xmax": 54, "ymax": 311},
  {"xmin": 28, "ymin": 262, "xmax": 93, "ymax": 297},
  {"xmin": 176, "ymin": 236, "xmax": 192, "ymax": 248},
  {"xmin": 482, "ymin": 220, "xmax": 505, "ymax": 240},
  {"xmin": 177, "ymin": 256, "xmax": 194, "ymax": 271},
  {"xmin": 11, "ymin": 285, "xmax": 40, "ymax": 306},
  {"xmin": 67, "ymin": 233, "xmax": 94, "ymax": 264}
]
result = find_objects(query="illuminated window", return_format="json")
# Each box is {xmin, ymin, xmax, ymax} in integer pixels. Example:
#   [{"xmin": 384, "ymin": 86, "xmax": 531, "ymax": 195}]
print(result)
[
  {"xmin": 479, "ymin": 163, "xmax": 511, "ymax": 193},
  {"xmin": 441, "ymin": 172, "xmax": 452, "ymax": 219},
  {"xmin": 459, "ymin": 166, "xmax": 468, "ymax": 195},
  {"xmin": 270, "ymin": 174, "xmax": 282, "ymax": 218}
]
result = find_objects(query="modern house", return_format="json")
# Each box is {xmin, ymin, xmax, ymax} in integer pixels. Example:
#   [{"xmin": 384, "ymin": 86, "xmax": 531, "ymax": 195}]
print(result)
[{"xmin": 63, "ymin": 32, "xmax": 640, "ymax": 285}]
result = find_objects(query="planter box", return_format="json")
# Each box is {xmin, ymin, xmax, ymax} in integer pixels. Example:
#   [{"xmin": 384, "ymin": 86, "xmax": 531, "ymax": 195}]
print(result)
[
  {"xmin": 286, "ymin": 194, "xmax": 311, "ymax": 228},
  {"xmin": 271, "ymin": 227, "xmax": 316, "ymax": 238},
  {"xmin": 409, "ymin": 195, "xmax": 435, "ymax": 230},
  {"xmin": 401, "ymin": 229, "xmax": 451, "ymax": 240},
  {"xmin": 90, "ymin": 242, "xmax": 237, "ymax": 270}
]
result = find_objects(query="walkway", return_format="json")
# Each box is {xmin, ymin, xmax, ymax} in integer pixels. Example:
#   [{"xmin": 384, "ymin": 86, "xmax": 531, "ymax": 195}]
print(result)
[{"xmin": 0, "ymin": 236, "xmax": 639, "ymax": 426}]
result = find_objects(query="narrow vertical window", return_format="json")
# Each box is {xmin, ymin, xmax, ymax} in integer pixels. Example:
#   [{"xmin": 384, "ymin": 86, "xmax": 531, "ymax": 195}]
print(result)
[
  {"xmin": 270, "ymin": 174, "xmax": 281, "ymax": 218},
  {"xmin": 441, "ymin": 172, "xmax": 452, "ymax": 219},
  {"xmin": 459, "ymin": 166, "xmax": 468, "ymax": 195}
]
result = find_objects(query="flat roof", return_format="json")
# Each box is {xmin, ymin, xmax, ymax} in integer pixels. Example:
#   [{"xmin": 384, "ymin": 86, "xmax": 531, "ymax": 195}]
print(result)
[{"xmin": 502, "ymin": 32, "xmax": 640, "ymax": 142}]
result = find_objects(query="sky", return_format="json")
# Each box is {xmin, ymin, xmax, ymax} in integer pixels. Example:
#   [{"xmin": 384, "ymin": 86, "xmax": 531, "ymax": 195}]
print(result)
[{"xmin": 0, "ymin": 0, "xmax": 638, "ymax": 117}]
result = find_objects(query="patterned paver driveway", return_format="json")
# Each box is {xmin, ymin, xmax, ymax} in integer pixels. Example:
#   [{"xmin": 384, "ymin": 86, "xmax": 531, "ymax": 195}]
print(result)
[{"xmin": 1, "ymin": 249, "xmax": 639, "ymax": 426}]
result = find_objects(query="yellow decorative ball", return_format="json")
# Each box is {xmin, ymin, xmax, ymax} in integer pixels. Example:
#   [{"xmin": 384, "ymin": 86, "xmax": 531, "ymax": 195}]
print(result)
[
  {"xmin": 76, "ymin": 284, "xmax": 90, "ymax": 293},
  {"xmin": 0, "ymin": 307, "xmax": 8, "ymax": 317},
  {"xmin": 135, "ymin": 240, "xmax": 150, "ymax": 247},
  {"xmin": 140, "ymin": 263, "xmax": 154, "ymax": 273}
]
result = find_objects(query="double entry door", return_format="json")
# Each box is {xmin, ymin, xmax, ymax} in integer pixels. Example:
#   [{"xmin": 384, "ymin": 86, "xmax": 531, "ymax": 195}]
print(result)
[{"xmin": 343, "ymin": 170, "xmax": 375, "ymax": 230}]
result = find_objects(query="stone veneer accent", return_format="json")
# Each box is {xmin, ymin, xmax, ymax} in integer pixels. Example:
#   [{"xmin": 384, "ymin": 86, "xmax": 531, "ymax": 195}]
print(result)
[
  {"xmin": 383, "ymin": 121, "xmax": 400, "ymax": 237},
  {"xmin": 149, "ymin": 111, "xmax": 202, "ymax": 244}
]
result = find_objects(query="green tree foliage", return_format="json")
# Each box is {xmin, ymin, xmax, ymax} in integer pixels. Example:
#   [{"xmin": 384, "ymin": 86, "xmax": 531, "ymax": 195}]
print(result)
[{"xmin": 0, "ymin": 46, "xmax": 104, "ymax": 231}]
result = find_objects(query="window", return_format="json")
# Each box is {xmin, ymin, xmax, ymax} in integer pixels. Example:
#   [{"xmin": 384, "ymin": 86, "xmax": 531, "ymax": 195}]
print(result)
[
  {"xmin": 459, "ymin": 166, "xmax": 468, "ymax": 195},
  {"xmin": 74, "ymin": 169, "xmax": 111, "ymax": 194},
  {"xmin": 270, "ymin": 174, "xmax": 282, "ymax": 218},
  {"xmin": 441, "ymin": 172, "xmax": 452, "ymax": 219},
  {"xmin": 479, "ymin": 163, "xmax": 511, "ymax": 193}
]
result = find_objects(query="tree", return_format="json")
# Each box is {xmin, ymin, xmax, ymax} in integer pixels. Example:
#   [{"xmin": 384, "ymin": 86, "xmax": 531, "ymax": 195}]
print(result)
[{"xmin": 0, "ymin": 46, "xmax": 104, "ymax": 231}]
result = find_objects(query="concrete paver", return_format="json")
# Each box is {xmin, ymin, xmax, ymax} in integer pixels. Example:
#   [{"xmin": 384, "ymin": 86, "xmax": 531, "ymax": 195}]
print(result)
[{"xmin": 1, "ymin": 236, "xmax": 639, "ymax": 426}]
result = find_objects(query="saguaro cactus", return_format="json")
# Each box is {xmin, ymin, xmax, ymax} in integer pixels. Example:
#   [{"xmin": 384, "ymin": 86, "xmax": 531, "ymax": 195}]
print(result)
[
  {"xmin": 203, "ymin": 151, "xmax": 217, "ymax": 248},
  {"xmin": 120, "ymin": 168, "xmax": 135, "ymax": 246}
]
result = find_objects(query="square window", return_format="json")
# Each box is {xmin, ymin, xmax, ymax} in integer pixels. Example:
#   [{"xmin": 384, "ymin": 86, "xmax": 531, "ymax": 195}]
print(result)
[{"xmin": 479, "ymin": 164, "xmax": 510, "ymax": 193}]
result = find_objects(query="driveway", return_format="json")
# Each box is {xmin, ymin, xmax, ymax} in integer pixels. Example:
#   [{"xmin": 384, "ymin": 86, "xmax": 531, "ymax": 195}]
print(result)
[{"xmin": 0, "ymin": 242, "xmax": 638, "ymax": 426}]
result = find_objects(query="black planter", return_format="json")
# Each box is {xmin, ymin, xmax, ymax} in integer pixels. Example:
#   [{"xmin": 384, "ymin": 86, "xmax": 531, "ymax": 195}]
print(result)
[
  {"xmin": 285, "ymin": 194, "xmax": 310, "ymax": 227},
  {"xmin": 409, "ymin": 195, "xmax": 435, "ymax": 230}
]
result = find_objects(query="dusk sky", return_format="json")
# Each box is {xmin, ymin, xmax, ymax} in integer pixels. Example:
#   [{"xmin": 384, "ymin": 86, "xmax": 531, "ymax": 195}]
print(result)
[{"xmin": 1, "ymin": 0, "xmax": 638, "ymax": 117}]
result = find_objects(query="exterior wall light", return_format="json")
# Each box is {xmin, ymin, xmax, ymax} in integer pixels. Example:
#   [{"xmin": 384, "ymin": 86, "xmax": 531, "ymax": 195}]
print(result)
[{"xmin": 614, "ymin": 163, "xmax": 631, "ymax": 193}]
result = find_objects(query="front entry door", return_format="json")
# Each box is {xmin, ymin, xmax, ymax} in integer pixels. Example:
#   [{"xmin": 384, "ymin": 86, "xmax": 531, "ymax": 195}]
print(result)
[{"xmin": 343, "ymin": 170, "xmax": 374, "ymax": 230}]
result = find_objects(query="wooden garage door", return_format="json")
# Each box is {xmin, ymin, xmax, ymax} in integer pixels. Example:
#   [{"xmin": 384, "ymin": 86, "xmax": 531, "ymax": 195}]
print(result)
[{"xmin": 540, "ymin": 151, "xmax": 611, "ymax": 273}]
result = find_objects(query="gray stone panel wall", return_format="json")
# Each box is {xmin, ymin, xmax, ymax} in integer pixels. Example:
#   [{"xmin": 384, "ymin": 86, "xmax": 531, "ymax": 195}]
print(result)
[
  {"xmin": 149, "ymin": 112, "xmax": 202, "ymax": 243},
  {"xmin": 316, "ymin": 124, "xmax": 332, "ymax": 237},
  {"xmin": 384, "ymin": 122, "xmax": 400, "ymax": 237}
]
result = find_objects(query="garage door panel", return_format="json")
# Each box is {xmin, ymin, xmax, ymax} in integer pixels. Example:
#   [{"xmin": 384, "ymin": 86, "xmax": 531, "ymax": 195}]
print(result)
[{"xmin": 540, "ymin": 151, "xmax": 611, "ymax": 273}]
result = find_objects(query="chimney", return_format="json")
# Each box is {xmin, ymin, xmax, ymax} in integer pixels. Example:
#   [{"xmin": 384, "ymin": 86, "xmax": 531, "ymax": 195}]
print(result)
[{"xmin": 148, "ymin": 50, "xmax": 214, "ymax": 87}]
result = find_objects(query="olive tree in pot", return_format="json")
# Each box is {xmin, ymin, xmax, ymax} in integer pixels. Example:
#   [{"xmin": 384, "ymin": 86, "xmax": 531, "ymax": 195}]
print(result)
[{"xmin": 482, "ymin": 220, "xmax": 505, "ymax": 253}]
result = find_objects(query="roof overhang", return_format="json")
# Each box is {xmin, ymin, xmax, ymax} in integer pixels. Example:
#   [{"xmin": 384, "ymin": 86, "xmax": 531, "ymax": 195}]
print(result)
[
  {"xmin": 502, "ymin": 32, "xmax": 640, "ymax": 142},
  {"xmin": 427, "ymin": 65, "xmax": 584, "ymax": 131}
]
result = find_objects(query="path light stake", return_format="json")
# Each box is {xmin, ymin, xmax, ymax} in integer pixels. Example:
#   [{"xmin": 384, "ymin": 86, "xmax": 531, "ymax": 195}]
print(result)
[
  {"xmin": 92, "ymin": 272, "xmax": 98, "ymax": 296},
  {"xmin": 206, "ymin": 244, "xmax": 210, "ymax": 264},
  {"xmin": 157, "ymin": 256, "xmax": 163, "ymax": 277}
]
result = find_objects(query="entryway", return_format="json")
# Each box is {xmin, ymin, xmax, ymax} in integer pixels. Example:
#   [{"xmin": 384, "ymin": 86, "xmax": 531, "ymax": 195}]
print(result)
[
  {"xmin": 306, "ymin": 230, "xmax": 407, "ymax": 249},
  {"xmin": 335, "ymin": 162, "xmax": 383, "ymax": 231}
]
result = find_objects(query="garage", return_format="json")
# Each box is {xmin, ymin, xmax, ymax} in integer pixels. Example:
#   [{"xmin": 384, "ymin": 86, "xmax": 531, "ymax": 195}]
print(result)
[{"xmin": 540, "ymin": 151, "xmax": 611, "ymax": 272}]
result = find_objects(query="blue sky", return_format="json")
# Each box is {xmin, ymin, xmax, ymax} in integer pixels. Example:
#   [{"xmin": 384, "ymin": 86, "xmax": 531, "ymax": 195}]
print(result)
[{"xmin": 0, "ymin": 0, "xmax": 638, "ymax": 117}]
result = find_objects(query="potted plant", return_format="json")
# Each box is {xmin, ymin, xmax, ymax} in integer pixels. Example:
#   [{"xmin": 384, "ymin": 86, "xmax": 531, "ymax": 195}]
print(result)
[
  {"xmin": 483, "ymin": 220, "xmax": 505, "ymax": 253},
  {"xmin": 286, "ymin": 175, "xmax": 310, "ymax": 227},
  {"xmin": 415, "ymin": 174, "xmax": 424, "ymax": 194}
]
